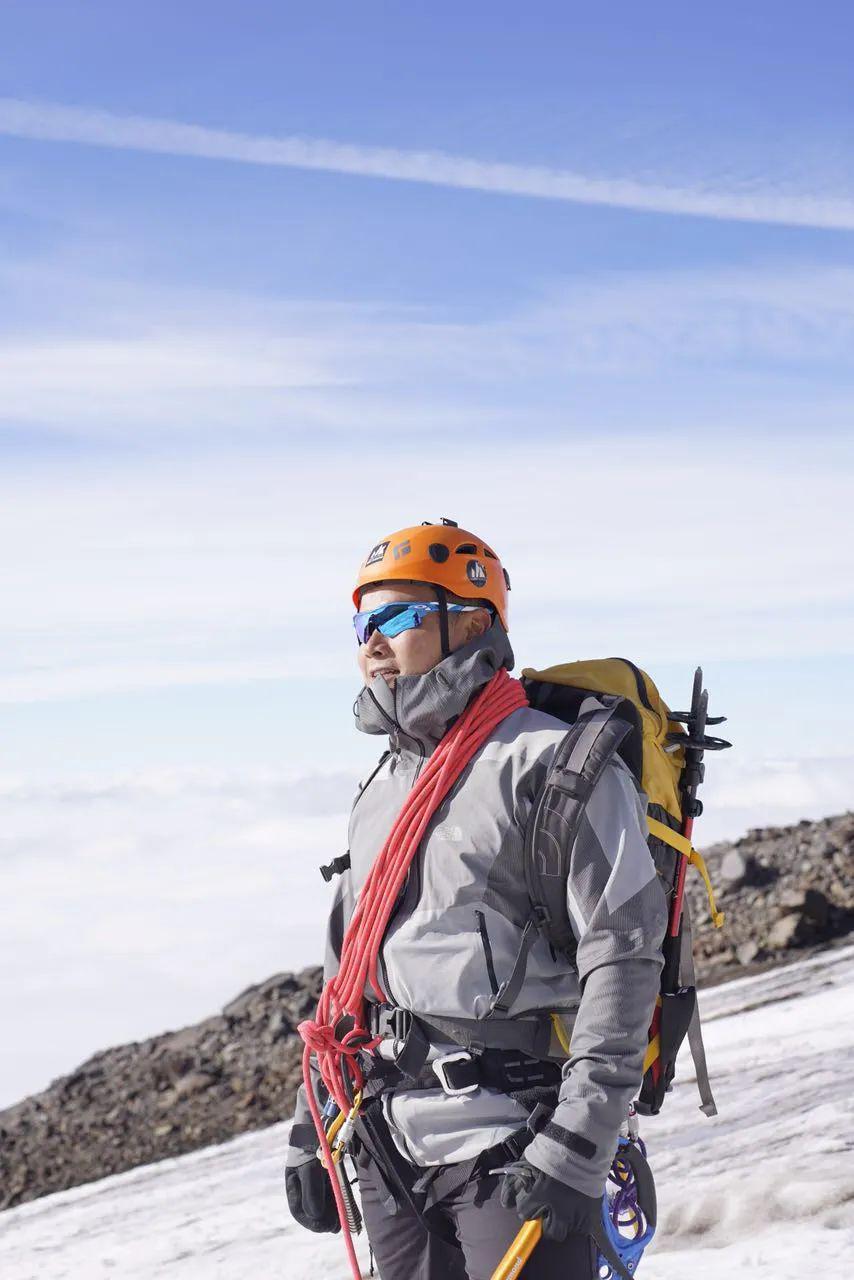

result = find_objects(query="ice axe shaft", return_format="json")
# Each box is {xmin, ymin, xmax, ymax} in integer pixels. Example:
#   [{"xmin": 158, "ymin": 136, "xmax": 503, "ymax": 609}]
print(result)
[
  {"xmin": 491, "ymin": 1216, "xmax": 635, "ymax": 1280},
  {"xmin": 491, "ymin": 1219, "xmax": 542, "ymax": 1280}
]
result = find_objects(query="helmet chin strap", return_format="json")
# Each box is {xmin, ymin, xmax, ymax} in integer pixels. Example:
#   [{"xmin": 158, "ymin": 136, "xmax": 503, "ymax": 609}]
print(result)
[{"xmin": 432, "ymin": 585, "xmax": 451, "ymax": 659}]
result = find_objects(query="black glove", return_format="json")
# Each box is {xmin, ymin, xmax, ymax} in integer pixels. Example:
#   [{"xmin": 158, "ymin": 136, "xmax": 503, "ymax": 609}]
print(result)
[
  {"xmin": 499, "ymin": 1161, "xmax": 633, "ymax": 1280},
  {"xmin": 286, "ymin": 1158, "xmax": 341, "ymax": 1234},
  {"xmin": 499, "ymin": 1160, "xmax": 601, "ymax": 1243}
]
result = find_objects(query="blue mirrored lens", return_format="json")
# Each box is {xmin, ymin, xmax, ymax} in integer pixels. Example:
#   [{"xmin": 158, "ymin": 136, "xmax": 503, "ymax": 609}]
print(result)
[
  {"xmin": 353, "ymin": 601, "xmax": 435, "ymax": 644},
  {"xmin": 379, "ymin": 605, "xmax": 427, "ymax": 638}
]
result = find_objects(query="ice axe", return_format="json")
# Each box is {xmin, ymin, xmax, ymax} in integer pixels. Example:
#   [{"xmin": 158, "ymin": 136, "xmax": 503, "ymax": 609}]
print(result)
[
  {"xmin": 491, "ymin": 1138, "xmax": 656, "ymax": 1280},
  {"xmin": 491, "ymin": 1213, "xmax": 637, "ymax": 1280}
]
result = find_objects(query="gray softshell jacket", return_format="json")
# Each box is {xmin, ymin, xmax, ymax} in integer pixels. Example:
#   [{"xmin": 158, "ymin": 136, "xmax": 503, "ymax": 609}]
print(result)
[{"xmin": 288, "ymin": 623, "xmax": 667, "ymax": 1197}]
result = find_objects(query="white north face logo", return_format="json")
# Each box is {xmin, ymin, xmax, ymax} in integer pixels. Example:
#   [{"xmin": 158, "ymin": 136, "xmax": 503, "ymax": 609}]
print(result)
[{"xmin": 434, "ymin": 824, "xmax": 463, "ymax": 843}]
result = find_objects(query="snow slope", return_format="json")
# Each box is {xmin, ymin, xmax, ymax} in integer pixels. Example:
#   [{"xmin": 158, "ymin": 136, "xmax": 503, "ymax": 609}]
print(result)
[{"xmin": 2, "ymin": 944, "xmax": 853, "ymax": 1279}]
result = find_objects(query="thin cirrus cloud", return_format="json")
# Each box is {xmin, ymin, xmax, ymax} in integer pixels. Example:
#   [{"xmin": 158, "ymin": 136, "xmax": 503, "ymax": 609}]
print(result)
[
  {"xmin": 1, "ymin": 439, "xmax": 851, "ymax": 705},
  {"xmin": 3, "ymin": 262, "xmax": 854, "ymax": 440},
  {"xmin": 3, "ymin": 96, "xmax": 854, "ymax": 231}
]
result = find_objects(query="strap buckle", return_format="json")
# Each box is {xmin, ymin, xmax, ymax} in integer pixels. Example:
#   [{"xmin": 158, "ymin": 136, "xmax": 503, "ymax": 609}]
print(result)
[
  {"xmin": 431, "ymin": 1051, "xmax": 479, "ymax": 1096},
  {"xmin": 373, "ymin": 1003, "xmax": 412, "ymax": 1042}
]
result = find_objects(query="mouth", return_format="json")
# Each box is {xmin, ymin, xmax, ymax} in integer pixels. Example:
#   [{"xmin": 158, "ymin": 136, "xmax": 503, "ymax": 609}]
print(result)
[{"xmin": 370, "ymin": 667, "xmax": 398, "ymax": 682}]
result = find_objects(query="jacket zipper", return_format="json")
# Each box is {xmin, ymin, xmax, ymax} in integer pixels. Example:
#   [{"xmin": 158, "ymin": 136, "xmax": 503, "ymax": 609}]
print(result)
[{"xmin": 475, "ymin": 910, "xmax": 500, "ymax": 996}]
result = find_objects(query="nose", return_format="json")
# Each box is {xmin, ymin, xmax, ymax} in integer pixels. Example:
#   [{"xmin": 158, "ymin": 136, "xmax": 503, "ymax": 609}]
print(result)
[{"xmin": 364, "ymin": 626, "xmax": 392, "ymax": 655}]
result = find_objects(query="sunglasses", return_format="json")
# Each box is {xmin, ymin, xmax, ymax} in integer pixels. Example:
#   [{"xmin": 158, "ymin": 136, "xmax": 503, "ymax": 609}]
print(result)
[{"xmin": 353, "ymin": 601, "xmax": 484, "ymax": 645}]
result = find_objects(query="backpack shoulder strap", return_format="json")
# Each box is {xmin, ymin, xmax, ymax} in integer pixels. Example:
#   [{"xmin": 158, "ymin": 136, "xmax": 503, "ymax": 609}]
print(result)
[{"xmin": 525, "ymin": 697, "xmax": 635, "ymax": 959}]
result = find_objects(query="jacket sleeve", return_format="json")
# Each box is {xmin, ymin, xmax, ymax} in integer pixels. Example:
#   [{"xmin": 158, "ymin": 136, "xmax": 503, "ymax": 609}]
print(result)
[
  {"xmin": 286, "ymin": 868, "xmax": 355, "ymax": 1169},
  {"xmin": 524, "ymin": 758, "xmax": 668, "ymax": 1197}
]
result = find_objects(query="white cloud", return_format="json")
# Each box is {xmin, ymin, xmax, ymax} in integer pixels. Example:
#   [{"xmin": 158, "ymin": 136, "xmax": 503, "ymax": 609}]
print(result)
[{"xmin": 3, "ymin": 97, "xmax": 854, "ymax": 231}]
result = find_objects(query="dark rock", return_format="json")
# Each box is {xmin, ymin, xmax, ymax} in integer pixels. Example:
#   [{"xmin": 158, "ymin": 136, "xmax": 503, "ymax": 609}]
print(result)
[
  {"xmin": 0, "ymin": 965, "xmax": 321, "ymax": 1212},
  {"xmin": 803, "ymin": 889, "xmax": 830, "ymax": 928}
]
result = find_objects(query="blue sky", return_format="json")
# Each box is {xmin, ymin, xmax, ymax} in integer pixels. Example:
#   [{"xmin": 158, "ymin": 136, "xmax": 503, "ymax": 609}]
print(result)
[{"xmin": 1, "ymin": 2, "xmax": 853, "ymax": 1105}]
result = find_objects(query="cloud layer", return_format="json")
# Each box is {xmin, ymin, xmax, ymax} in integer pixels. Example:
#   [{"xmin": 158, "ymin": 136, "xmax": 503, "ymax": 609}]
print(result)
[
  {"xmin": 3, "ymin": 96, "xmax": 854, "ymax": 231},
  {"xmin": 0, "ymin": 768, "xmax": 353, "ymax": 1107}
]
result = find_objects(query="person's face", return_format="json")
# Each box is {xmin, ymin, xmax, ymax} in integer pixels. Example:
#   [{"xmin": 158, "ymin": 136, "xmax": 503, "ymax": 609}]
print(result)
[{"xmin": 356, "ymin": 583, "xmax": 491, "ymax": 688}]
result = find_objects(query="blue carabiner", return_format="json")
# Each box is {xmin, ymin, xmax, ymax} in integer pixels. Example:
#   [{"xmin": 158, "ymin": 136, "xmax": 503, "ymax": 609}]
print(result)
[{"xmin": 596, "ymin": 1137, "xmax": 657, "ymax": 1278}]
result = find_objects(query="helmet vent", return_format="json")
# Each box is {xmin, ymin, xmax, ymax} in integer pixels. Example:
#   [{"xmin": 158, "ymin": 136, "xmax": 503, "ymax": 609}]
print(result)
[
  {"xmin": 428, "ymin": 543, "xmax": 451, "ymax": 563},
  {"xmin": 483, "ymin": 547, "xmax": 498, "ymax": 560},
  {"xmin": 455, "ymin": 543, "xmax": 478, "ymax": 554}
]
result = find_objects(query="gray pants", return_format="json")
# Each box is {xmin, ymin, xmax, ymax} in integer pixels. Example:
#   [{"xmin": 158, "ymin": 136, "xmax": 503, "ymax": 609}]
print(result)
[{"xmin": 355, "ymin": 1145, "xmax": 597, "ymax": 1280}]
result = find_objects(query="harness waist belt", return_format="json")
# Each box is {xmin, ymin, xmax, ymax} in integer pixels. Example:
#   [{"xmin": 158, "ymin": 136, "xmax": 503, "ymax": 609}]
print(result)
[
  {"xmin": 419, "ymin": 1049, "xmax": 563, "ymax": 1096},
  {"xmin": 368, "ymin": 1049, "xmax": 562, "ymax": 1097},
  {"xmin": 365, "ymin": 1004, "xmax": 563, "ymax": 1097},
  {"xmin": 367, "ymin": 1001, "xmax": 557, "ymax": 1059}
]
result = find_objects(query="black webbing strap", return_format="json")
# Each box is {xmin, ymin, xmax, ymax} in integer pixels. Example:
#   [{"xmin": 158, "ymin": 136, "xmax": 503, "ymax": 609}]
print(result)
[
  {"xmin": 526, "ymin": 699, "xmax": 633, "ymax": 957},
  {"xmin": 366, "ymin": 1003, "xmax": 433, "ymax": 1079},
  {"xmin": 680, "ymin": 899, "xmax": 718, "ymax": 1117},
  {"xmin": 385, "ymin": 1049, "xmax": 562, "ymax": 1096},
  {"xmin": 354, "ymin": 1101, "xmax": 434, "ymax": 1224},
  {"xmin": 433, "ymin": 584, "xmax": 451, "ymax": 658},
  {"xmin": 366, "ymin": 1002, "xmax": 554, "ymax": 1061},
  {"xmin": 356, "ymin": 1098, "xmax": 534, "ymax": 1237},
  {"xmin": 483, "ymin": 917, "xmax": 541, "ymax": 1016}
]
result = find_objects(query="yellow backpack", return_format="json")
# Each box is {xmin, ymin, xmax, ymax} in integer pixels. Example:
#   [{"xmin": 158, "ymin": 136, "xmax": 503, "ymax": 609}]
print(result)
[{"xmin": 521, "ymin": 657, "xmax": 729, "ymax": 1116}]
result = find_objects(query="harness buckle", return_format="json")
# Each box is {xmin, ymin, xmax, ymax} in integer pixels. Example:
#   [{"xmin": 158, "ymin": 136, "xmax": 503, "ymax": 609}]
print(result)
[
  {"xmin": 431, "ymin": 1051, "xmax": 479, "ymax": 1096},
  {"xmin": 372, "ymin": 1003, "xmax": 412, "ymax": 1042}
]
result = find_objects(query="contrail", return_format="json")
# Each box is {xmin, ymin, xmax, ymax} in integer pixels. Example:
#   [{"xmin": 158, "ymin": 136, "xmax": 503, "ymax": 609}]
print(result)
[{"xmin": 2, "ymin": 96, "xmax": 854, "ymax": 231}]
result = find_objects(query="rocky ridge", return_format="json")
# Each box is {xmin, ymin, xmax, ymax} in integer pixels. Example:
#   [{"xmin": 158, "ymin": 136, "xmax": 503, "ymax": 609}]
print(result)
[
  {"xmin": 1, "ymin": 809, "xmax": 852, "ymax": 1211},
  {"xmin": 684, "ymin": 810, "xmax": 854, "ymax": 983},
  {"xmin": 0, "ymin": 969, "xmax": 322, "ymax": 1213}
]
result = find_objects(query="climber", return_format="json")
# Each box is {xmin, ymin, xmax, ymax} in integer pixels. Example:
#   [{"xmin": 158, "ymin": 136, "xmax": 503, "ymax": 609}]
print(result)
[{"xmin": 285, "ymin": 519, "xmax": 668, "ymax": 1280}]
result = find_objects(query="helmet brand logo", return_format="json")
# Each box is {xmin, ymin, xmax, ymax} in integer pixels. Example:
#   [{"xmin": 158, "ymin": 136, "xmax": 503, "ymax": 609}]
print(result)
[
  {"xmin": 364, "ymin": 540, "xmax": 389, "ymax": 567},
  {"xmin": 466, "ymin": 559, "xmax": 487, "ymax": 587},
  {"xmin": 393, "ymin": 539, "xmax": 411, "ymax": 560}
]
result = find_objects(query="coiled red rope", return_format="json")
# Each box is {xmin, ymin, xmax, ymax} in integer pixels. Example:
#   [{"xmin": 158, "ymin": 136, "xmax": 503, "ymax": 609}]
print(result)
[{"xmin": 298, "ymin": 667, "xmax": 528, "ymax": 1279}]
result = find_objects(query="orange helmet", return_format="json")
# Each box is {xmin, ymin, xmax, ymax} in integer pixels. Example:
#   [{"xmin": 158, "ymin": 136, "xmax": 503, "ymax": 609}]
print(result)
[{"xmin": 353, "ymin": 518, "xmax": 510, "ymax": 631}]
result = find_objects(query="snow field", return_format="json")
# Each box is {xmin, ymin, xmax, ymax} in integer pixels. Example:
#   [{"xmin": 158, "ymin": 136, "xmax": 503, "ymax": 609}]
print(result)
[{"xmin": 1, "ymin": 944, "xmax": 853, "ymax": 1278}]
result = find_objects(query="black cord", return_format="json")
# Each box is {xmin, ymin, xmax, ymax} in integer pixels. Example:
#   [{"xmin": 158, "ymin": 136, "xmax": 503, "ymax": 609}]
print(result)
[{"xmin": 433, "ymin": 585, "xmax": 451, "ymax": 658}]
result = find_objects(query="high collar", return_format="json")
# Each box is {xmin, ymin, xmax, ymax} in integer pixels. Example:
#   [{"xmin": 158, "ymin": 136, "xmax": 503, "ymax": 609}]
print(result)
[{"xmin": 353, "ymin": 622, "xmax": 515, "ymax": 754}]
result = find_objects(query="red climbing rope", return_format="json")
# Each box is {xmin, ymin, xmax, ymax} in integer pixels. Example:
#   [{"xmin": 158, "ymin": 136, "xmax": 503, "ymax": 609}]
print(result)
[{"xmin": 298, "ymin": 667, "xmax": 528, "ymax": 1279}]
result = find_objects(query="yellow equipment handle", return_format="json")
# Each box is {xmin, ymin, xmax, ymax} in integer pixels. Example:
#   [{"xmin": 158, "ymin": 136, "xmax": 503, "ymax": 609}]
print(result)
[{"xmin": 491, "ymin": 1219, "xmax": 543, "ymax": 1280}]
